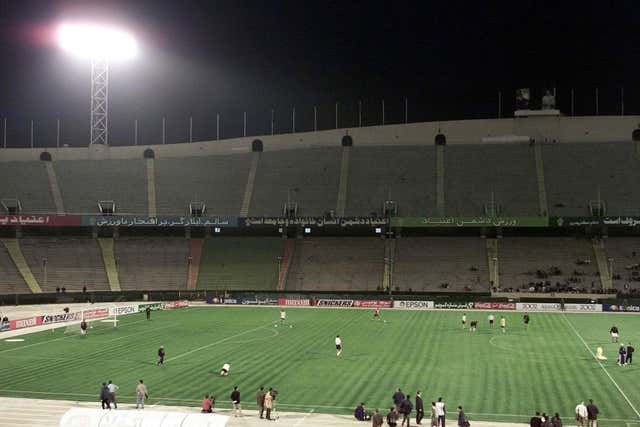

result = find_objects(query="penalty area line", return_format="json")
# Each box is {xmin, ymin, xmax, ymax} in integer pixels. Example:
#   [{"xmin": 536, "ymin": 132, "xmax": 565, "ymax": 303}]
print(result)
[{"xmin": 562, "ymin": 313, "xmax": 640, "ymax": 420}]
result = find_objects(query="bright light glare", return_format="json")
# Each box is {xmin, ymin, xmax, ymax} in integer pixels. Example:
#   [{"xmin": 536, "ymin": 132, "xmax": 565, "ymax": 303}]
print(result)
[{"xmin": 57, "ymin": 23, "xmax": 137, "ymax": 61}]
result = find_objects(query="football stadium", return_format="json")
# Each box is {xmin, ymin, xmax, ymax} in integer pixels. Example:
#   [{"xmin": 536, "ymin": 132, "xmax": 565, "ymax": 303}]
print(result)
[{"xmin": 1, "ymin": 2, "xmax": 640, "ymax": 427}]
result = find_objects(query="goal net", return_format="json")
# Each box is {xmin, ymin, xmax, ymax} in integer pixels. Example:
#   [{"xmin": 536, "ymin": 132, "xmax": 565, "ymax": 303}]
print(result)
[{"xmin": 63, "ymin": 307, "xmax": 118, "ymax": 335}]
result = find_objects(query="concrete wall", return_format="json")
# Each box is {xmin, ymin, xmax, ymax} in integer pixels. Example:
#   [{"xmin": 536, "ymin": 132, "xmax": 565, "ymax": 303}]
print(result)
[{"xmin": 0, "ymin": 115, "xmax": 638, "ymax": 162}]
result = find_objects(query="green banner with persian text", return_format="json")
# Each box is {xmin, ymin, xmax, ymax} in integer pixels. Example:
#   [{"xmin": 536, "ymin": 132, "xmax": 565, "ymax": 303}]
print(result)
[{"xmin": 391, "ymin": 216, "xmax": 549, "ymax": 228}]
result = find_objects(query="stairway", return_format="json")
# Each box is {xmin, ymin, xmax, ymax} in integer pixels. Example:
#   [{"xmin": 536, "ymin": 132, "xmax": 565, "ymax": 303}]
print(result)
[
  {"xmin": 146, "ymin": 159, "xmax": 157, "ymax": 217},
  {"xmin": 0, "ymin": 238, "xmax": 41, "ymax": 293},
  {"xmin": 592, "ymin": 239, "xmax": 613, "ymax": 291},
  {"xmin": 98, "ymin": 238, "xmax": 121, "ymax": 291},
  {"xmin": 486, "ymin": 238, "xmax": 499, "ymax": 291},
  {"xmin": 277, "ymin": 239, "xmax": 295, "ymax": 291},
  {"xmin": 533, "ymin": 144, "xmax": 549, "ymax": 216},
  {"xmin": 382, "ymin": 238, "xmax": 396, "ymax": 291},
  {"xmin": 186, "ymin": 239, "xmax": 204, "ymax": 290},
  {"xmin": 240, "ymin": 152, "xmax": 260, "ymax": 216},
  {"xmin": 335, "ymin": 146, "xmax": 351, "ymax": 216},
  {"xmin": 45, "ymin": 162, "xmax": 65, "ymax": 214},
  {"xmin": 436, "ymin": 145, "xmax": 445, "ymax": 215}
]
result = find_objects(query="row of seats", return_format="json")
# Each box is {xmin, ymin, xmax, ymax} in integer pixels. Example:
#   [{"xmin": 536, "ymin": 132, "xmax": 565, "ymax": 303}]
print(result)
[
  {"xmin": 2, "ymin": 142, "xmax": 639, "ymax": 216},
  {"xmin": 1, "ymin": 236, "xmax": 638, "ymax": 294}
]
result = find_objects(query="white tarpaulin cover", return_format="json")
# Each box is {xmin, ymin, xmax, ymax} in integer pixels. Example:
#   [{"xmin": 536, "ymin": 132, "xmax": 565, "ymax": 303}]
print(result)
[{"xmin": 59, "ymin": 408, "xmax": 228, "ymax": 427}]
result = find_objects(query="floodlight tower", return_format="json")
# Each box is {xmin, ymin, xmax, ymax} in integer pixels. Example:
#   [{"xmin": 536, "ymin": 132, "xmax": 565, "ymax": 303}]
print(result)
[{"xmin": 56, "ymin": 23, "xmax": 137, "ymax": 145}]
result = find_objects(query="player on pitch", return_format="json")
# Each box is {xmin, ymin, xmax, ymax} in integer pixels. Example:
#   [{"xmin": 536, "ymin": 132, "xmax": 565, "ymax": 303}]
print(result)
[
  {"xmin": 279, "ymin": 309, "xmax": 286, "ymax": 325},
  {"xmin": 374, "ymin": 307, "xmax": 380, "ymax": 320},
  {"xmin": 500, "ymin": 316, "xmax": 506, "ymax": 334},
  {"xmin": 335, "ymin": 335, "xmax": 343, "ymax": 357},
  {"xmin": 523, "ymin": 312, "xmax": 530, "ymax": 330},
  {"xmin": 461, "ymin": 313, "xmax": 467, "ymax": 329}
]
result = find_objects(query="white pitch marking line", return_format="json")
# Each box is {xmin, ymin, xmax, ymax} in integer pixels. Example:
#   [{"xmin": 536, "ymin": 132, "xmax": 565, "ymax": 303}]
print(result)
[
  {"xmin": 293, "ymin": 408, "xmax": 315, "ymax": 426},
  {"xmin": 562, "ymin": 313, "xmax": 640, "ymax": 420}
]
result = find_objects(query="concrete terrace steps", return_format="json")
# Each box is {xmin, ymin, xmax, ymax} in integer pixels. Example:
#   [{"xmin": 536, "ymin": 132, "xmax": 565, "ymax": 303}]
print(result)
[
  {"xmin": 98, "ymin": 238, "xmax": 121, "ymax": 291},
  {"xmin": 0, "ymin": 238, "xmax": 41, "ymax": 293},
  {"xmin": 240, "ymin": 152, "xmax": 260, "ymax": 217},
  {"xmin": 44, "ymin": 162, "xmax": 65, "ymax": 214},
  {"xmin": 146, "ymin": 158, "xmax": 157, "ymax": 217},
  {"xmin": 186, "ymin": 239, "xmax": 204, "ymax": 290},
  {"xmin": 335, "ymin": 145, "xmax": 351, "ymax": 216}
]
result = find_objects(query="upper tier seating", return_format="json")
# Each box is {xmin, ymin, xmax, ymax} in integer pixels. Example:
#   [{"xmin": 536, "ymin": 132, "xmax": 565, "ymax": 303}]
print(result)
[
  {"xmin": 197, "ymin": 237, "xmax": 283, "ymax": 290},
  {"xmin": 0, "ymin": 161, "xmax": 55, "ymax": 213},
  {"xmin": 394, "ymin": 237, "xmax": 488, "ymax": 292},
  {"xmin": 250, "ymin": 148, "xmax": 341, "ymax": 216},
  {"xmin": 20, "ymin": 237, "xmax": 109, "ymax": 292},
  {"xmin": 54, "ymin": 159, "xmax": 147, "ymax": 214},
  {"xmin": 0, "ymin": 243, "xmax": 30, "ymax": 294},
  {"xmin": 346, "ymin": 146, "xmax": 436, "ymax": 216},
  {"xmin": 603, "ymin": 237, "xmax": 640, "ymax": 293},
  {"xmin": 286, "ymin": 237, "xmax": 384, "ymax": 291},
  {"xmin": 155, "ymin": 154, "xmax": 251, "ymax": 216},
  {"xmin": 543, "ymin": 142, "xmax": 640, "ymax": 216},
  {"xmin": 114, "ymin": 237, "xmax": 189, "ymax": 290},
  {"xmin": 444, "ymin": 145, "xmax": 538, "ymax": 216},
  {"xmin": 499, "ymin": 237, "xmax": 598, "ymax": 291}
]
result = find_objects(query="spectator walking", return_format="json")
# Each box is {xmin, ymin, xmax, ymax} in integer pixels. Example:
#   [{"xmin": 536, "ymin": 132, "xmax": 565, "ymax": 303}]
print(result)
[
  {"xmin": 107, "ymin": 380, "xmax": 118, "ymax": 409},
  {"xmin": 575, "ymin": 402, "xmax": 588, "ymax": 427},
  {"xmin": 100, "ymin": 383, "xmax": 111, "ymax": 410},
  {"xmin": 230, "ymin": 386, "xmax": 241, "ymax": 417},
  {"xmin": 435, "ymin": 398, "xmax": 446, "ymax": 427},
  {"xmin": 135, "ymin": 380, "xmax": 148, "ymax": 409},
  {"xmin": 529, "ymin": 412, "xmax": 542, "ymax": 427},
  {"xmin": 256, "ymin": 387, "xmax": 266, "ymax": 419},
  {"xmin": 618, "ymin": 344, "xmax": 627, "ymax": 366},
  {"xmin": 372, "ymin": 408, "xmax": 384, "ymax": 427},
  {"xmin": 157, "ymin": 345, "xmax": 165, "ymax": 366},
  {"xmin": 264, "ymin": 388, "xmax": 274, "ymax": 420},
  {"xmin": 457, "ymin": 406, "xmax": 469, "ymax": 427},
  {"xmin": 387, "ymin": 406, "xmax": 399, "ymax": 427},
  {"xmin": 586, "ymin": 400, "xmax": 599, "ymax": 427},
  {"xmin": 201, "ymin": 395, "xmax": 213, "ymax": 413},
  {"xmin": 393, "ymin": 388, "xmax": 405, "ymax": 411},
  {"xmin": 627, "ymin": 342, "xmax": 635, "ymax": 364},
  {"xmin": 415, "ymin": 391, "xmax": 424, "ymax": 425},
  {"xmin": 551, "ymin": 413, "xmax": 563, "ymax": 427},
  {"xmin": 430, "ymin": 402, "xmax": 438, "ymax": 427},
  {"xmin": 400, "ymin": 395, "xmax": 413, "ymax": 427}
]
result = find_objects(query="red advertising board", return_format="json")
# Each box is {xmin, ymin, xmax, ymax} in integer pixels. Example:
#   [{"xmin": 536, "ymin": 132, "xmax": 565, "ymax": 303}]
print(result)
[
  {"xmin": 474, "ymin": 302, "xmax": 516, "ymax": 310},
  {"xmin": 164, "ymin": 300, "xmax": 189, "ymax": 309},
  {"xmin": 353, "ymin": 300, "xmax": 393, "ymax": 308},
  {"xmin": 10, "ymin": 316, "xmax": 43, "ymax": 330},
  {"xmin": 0, "ymin": 215, "xmax": 82, "ymax": 227},
  {"xmin": 82, "ymin": 308, "xmax": 109, "ymax": 320},
  {"xmin": 278, "ymin": 298, "xmax": 310, "ymax": 306}
]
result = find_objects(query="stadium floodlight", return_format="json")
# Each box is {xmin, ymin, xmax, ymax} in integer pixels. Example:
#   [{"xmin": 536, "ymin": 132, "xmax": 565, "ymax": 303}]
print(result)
[{"xmin": 56, "ymin": 23, "xmax": 137, "ymax": 145}]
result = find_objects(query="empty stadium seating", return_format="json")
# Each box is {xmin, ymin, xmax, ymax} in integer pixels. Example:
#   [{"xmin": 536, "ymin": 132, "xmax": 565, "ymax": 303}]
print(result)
[
  {"xmin": 444, "ymin": 144, "xmax": 539, "ymax": 216},
  {"xmin": 286, "ymin": 237, "xmax": 385, "ymax": 291},
  {"xmin": 602, "ymin": 237, "xmax": 640, "ymax": 292},
  {"xmin": 250, "ymin": 148, "xmax": 342, "ymax": 217},
  {"xmin": 0, "ymin": 161, "xmax": 55, "ymax": 213},
  {"xmin": 499, "ymin": 237, "xmax": 598, "ymax": 291},
  {"xmin": 155, "ymin": 154, "xmax": 251, "ymax": 216},
  {"xmin": 346, "ymin": 146, "xmax": 437, "ymax": 216},
  {"xmin": 114, "ymin": 238, "xmax": 189, "ymax": 290},
  {"xmin": 543, "ymin": 142, "xmax": 640, "ymax": 216},
  {"xmin": 197, "ymin": 237, "xmax": 283, "ymax": 290},
  {"xmin": 54, "ymin": 160, "xmax": 147, "ymax": 214},
  {"xmin": 393, "ymin": 237, "xmax": 488, "ymax": 292},
  {"xmin": 20, "ymin": 237, "xmax": 110, "ymax": 292},
  {"xmin": 0, "ymin": 243, "xmax": 30, "ymax": 294}
]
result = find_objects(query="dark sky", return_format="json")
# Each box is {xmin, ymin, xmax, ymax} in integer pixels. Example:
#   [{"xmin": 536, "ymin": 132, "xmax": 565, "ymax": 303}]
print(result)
[{"xmin": 1, "ymin": 0, "xmax": 639, "ymax": 147}]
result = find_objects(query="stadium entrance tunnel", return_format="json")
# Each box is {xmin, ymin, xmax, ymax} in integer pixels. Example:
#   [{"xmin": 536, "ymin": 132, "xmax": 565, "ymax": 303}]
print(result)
[
  {"xmin": 252, "ymin": 139, "xmax": 263, "ymax": 152},
  {"xmin": 633, "ymin": 128, "xmax": 640, "ymax": 141},
  {"xmin": 143, "ymin": 148, "xmax": 155, "ymax": 159},
  {"xmin": 435, "ymin": 133, "xmax": 447, "ymax": 145},
  {"xmin": 39, "ymin": 151, "xmax": 52, "ymax": 161}
]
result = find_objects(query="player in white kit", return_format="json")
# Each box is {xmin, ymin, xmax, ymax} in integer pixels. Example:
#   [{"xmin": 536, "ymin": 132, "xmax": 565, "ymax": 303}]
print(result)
[{"xmin": 335, "ymin": 335, "xmax": 342, "ymax": 357}]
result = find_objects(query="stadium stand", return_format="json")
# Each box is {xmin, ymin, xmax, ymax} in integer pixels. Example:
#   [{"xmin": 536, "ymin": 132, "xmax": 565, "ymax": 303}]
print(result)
[
  {"xmin": 114, "ymin": 238, "xmax": 189, "ymax": 290},
  {"xmin": 0, "ymin": 161, "xmax": 55, "ymax": 214},
  {"xmin": 20, "ymin": 237, "xmax": 109, "ymax": 292},
  {"xmin": 393, "ymin": 237, "xmax": 488, "ymax": 292},
  {"xmin": 602, "ymin": 237, "xmax": 640, "ymax": 293},
  {"xmin": 543, "ymin": 142, "xmax": 640, "ymax": 216},
  {"xmin": 346, "ymin": 146, "xmax": 437, "ymax": 216},
  {"xmin": 0, "ymin": 242, "xmax": 30, "ymax": 294},
  {"xmin": 286, "ymin": 237, "xmax": 385, "ymax": 291},
  {"xmin": 155, "ymin": 154, "xmax": 251, "ymax": 216},
  {"xmin": 444, "ymin": 144, "xmax": 539, "ymax": 216},
  {"xmin": 249, "ymin": 148, "xmax": 342, "ymax": 217},
  {"xmin": 53, "ymin": 159, "xmax": 147, "ymax": 214},
  {"xmin": 498, "ymin": 237, "xmax": 599, "ymax": 292},
  {"xmin": 197, "ymin": 237, "xmax": 283, "ymax": 290}
]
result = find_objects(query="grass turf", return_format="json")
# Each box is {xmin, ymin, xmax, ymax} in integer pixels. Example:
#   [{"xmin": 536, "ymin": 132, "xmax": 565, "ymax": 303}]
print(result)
[{"xmin": 0, "ymin": 306, "xmax": 639, "ymax": 426}]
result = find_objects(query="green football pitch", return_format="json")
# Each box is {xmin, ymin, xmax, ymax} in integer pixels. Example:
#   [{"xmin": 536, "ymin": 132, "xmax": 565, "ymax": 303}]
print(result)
[{"xmin": 0, "ymin": 306, "xmax": 639, "ymax": 426}]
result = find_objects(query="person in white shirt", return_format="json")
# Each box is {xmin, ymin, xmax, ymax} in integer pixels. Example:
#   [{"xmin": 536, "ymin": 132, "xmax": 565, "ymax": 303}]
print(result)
[
  {"xmin": 107, "ymin": 380, "xmax": 119, "ymax": 409},
  {"xmin": 488, "ymin": 314, "xmax": 495, "ymax": 328},
  {"xmin": 575, "ymin": 401, "xmax": 588, "ymax": 426},
  {"xmin": 220, "ymin": 363, "xmax": 231, "ymax": 376},
  {"xmin": 280, "ymin": 309, "xmax": 286, "ymax": 324},
  {"xmin": 135, "ymin": 379, "xmax": 148, "ymax": 409},
  {"xmin": 435, "ymin": 397, "xmax": 446, "ymax": 426},
  {"xmin": 461, "ymin": 313, "xmax": 467, "ymax": 329},
  {"xmin": 335, "ymin": 335, "xmax": 342, "ymax": 357}
]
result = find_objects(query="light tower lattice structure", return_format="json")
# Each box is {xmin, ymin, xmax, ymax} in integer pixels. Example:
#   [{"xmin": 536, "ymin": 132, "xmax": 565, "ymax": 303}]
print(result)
[{"xmin": 90, "ymin": 59, "xmax": 109, "ymax": 145}]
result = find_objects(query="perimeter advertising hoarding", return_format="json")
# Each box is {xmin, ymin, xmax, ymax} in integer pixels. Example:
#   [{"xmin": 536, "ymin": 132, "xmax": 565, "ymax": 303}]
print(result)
[
  {"xmin": 163, "ymin": 300, "xmax": 190, "ymax": 309},
  {"xmin": 9, "ymin": 315, "xmax": 43, "ymax": 330},
  {"xmin": 316, "ymin": 299, "xmax": 354, "ymax": 307},
  {"xmin": 516, "ymin": 302, "xmax": 561, "ymax": 312},
  {"xmin": 434, "ymin": 302, "xmax": 474, "ymax": 309},
  {"xmin": 242, "ymin": 217, "xmax": 388, "ymax": 228},
  {"xmin": 138, "ymin": 303, "xmax": 164, "ymax": 312},
  {"xmin": 552, "ymin": 216, "xmax": 640, "ymax": 228},
  {"xmin": 42, "ymin": 312, "xmax": 80, "ymax": 324},
  {"xmin": 109, "ymin": 305, "xmax": 139, "ymax": 316},
  {"xmin": 353, "ymin": 300, "xmax": 393, "ymax": 308},
  {"xmin": 563, "ymin": 303, "xmax": 602, "ymax": 312},
  {"xmin": 391, "ymin": 216, "xmax": 549, "ymax": 228},
  {"xmin": 85, "ymin": 216, "xmax": 237, "ymax": 228},
  {"xmin": 82, "ymin": 308, "xmax": 110, "ymax": 320},
  {"xmin": 602, "ymin": 304, "xmax": 640, "ymax": 312},
  {"xmin": 0, "ymin": 215, "xmax": 82, "ymax": 227},
  {"xmin": 393, "ymin": 300, "xmax": 435, "ymax": 310},
  {"xmin": 278, "ymin": 298, "xmax": 311, "ymax": 306},
  {"xmin": 474, "ymin": 302, "xmax": 516, "ymax": 310}
]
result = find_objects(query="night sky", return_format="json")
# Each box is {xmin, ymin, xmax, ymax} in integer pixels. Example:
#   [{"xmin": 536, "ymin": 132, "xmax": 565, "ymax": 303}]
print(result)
[{"xmin": 1, "ymin": 0, "xmax": 639, "ymax": 147}]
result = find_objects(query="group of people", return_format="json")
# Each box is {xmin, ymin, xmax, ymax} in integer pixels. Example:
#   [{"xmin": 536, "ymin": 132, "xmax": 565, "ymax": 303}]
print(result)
[
  {"xmin": 462, "ymin": 312, "xmax": 514, "ymax": 333},
  {"xmin": 530, "ymin": 400, "xmax": 599, "ymax": 427},
  {"xmin": 608, "ymin": 325, "xmax": 635, "ymax": 366},
  {"xmin": 198, "ymin": 385, "xmax": 277, "ymax": 420},
  {"xmin": 99, "ymin": 379, "xmax": 148, "ymax": 410},
  {"xmin": 529, "ymin": 411, "xmax": 563, "ymax": 427},
  {"xmin": 356, "ymin": 390, "xmax": 468, "ymax": 427}
]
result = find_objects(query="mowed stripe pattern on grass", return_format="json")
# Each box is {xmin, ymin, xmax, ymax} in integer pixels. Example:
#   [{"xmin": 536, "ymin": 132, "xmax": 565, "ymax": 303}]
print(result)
[{"xmin": 0, "ymin": 307, "xmax": 638, "ymax": 427}]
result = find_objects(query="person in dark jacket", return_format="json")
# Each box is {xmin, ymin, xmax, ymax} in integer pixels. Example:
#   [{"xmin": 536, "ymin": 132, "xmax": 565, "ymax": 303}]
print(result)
[
  {"xmin": 393, "ymin": 389, "xmax": 405, "ymax": 411},
  {"xmin": 457, "ymin": 406, "xmax": 468, "ymax": 427},
  {"xmin": 256, "ymin": 387, "xmax": 265, "ymax": 419},
  {"xmin": 355, "ymin": 403, "xmax": 366, "ymax": 421},
  {"xmin": 627, "ymin": 342, "xmax": 635, "ymax": 364},
  {"xmin": 586, "ymin": 400, "xmax": 599, "ymax": 426},
  {"xmin": 372, "ymin": 408, "xmax": 384, "ymax": 427},
  {"xmin": 530, "ymin": 411, "xmax": 542, "ymax": 427},
  {"xmin": 551, "ymin": 413, "xmax": 563, "ymax": 427},
  {"xmin": 387, "ymin": 407, "xmax": 399, "ymax": 427},
  {"xmin": 415, "ymin": 391, "xmax": 424, "ymax": 425},
  {"xmin": 100, "ymin": 383, "xmax": 111, "ymax": 409},
  {"xmin": 230, "ymin": 386, "xmax": 241, "ymax": 417},
  {"xmin": 400, "ymin": 395, "xmax": 413, "ymax": 427}
]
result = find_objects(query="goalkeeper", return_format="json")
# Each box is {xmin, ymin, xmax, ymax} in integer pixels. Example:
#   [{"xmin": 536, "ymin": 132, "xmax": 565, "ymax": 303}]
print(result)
[{"xmin": 80, "ymin": 319, "xmax": 88, "ymax": 336}]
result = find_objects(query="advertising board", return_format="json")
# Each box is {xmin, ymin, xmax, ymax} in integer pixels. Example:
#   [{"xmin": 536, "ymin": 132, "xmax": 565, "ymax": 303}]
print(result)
[
  {"xmin": 434, "ymin": 302, "xmax": 474, "ymax": 310},
  {"xmin": 393, "ymin": 300, "xmax": 435, "ymax": 310},
  {"xmin": 516, "ymin": 302, "xmax": 561, "ymax": 312},
  {"xmin": 563, "ymin": 303, "xmax": 602, "ymax": 312},
  {"xmin": 109, "ymin": 305, "xmax": 139, "ymax": 316},
  {"xmin": 316, "ymin": 299, "xmax": 354, "ymax": 307},
  {"xmin": 353, "ymin": 300, "xmax": 393, "ymax": 308},
  {"xmin": 163, "ymin": 300, "xmax": 190, "ymax": 309},
  {"xmin": 9, "ymin": 315, "xmax": 43, "ymax": 330},
  {"xmin": 82, "ymin": 308, "xmax": 110, "ymax": 320},
  {"xmin": 603, "ymin": 304, "xmax": 640, "ymax": 312},
  {"xmin": 42, "ymin": 312, "xmax": 80, "ymax": 324},
  {"xmin": 474, "ymin": 302, "xmax": 516, "ymax": 310},
  {"xmin": 278, "ymin": 298, "xmax": 311, "ymax": 306}
]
